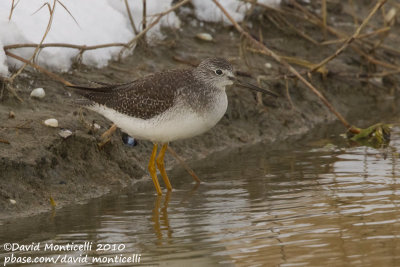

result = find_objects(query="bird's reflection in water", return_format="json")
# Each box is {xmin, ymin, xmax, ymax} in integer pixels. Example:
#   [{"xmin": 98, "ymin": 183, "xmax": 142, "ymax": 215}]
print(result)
[
  {"xmin": 151, "ymin": 182, "xmax": 200, "ymax": 242},
  {"xmin": 152, "ymin": 191, "xmax": 172, "ymax": 242}
]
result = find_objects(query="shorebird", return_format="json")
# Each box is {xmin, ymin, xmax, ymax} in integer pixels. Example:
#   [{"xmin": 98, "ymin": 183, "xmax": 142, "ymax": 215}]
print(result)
[{"xmin": 69, "ymin": 57, "xmax": 277, "ymax": 195}]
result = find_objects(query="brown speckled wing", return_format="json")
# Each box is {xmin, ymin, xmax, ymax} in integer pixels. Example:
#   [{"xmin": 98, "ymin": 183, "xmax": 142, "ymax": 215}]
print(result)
[{"xmin": 70, "ymin": 69, "xmax": 194, "ymax": 120}]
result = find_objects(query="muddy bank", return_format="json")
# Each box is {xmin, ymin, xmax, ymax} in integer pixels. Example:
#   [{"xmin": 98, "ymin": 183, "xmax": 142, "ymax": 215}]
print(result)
[{"xmin": 1, "ymin": 3, "xmax": 400, "ymax": 220}]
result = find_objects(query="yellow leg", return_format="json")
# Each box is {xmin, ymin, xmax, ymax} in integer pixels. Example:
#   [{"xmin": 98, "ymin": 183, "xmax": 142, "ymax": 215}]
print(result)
[
  {"xmin": 156, "ymin": 143, "xmax": 173, "ymax": 191},
  {"xmin": 148, "ymin": 143, "xmax": 162, "ymax": 195}
]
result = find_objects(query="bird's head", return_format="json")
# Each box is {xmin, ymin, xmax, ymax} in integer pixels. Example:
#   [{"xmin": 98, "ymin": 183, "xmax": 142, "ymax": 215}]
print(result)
[
  {"xmin": 194, "ymin": 57, "xmax": 278, "ymax": 97},
  {"xmin": 194, "ymin": 57, "xmax": 235, "ymax": 90}
]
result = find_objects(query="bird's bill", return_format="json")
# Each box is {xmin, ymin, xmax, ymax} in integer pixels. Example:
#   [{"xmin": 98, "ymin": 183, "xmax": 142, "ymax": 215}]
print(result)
[{"xmin": 231, "ymin": 77, "xmax": 278, "ymax": 98}]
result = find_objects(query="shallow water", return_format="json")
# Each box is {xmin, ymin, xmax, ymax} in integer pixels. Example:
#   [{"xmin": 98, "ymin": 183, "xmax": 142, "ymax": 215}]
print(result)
[{"xmin": 1, "ymin": 124, "xmax": 400, "ymax": 266}]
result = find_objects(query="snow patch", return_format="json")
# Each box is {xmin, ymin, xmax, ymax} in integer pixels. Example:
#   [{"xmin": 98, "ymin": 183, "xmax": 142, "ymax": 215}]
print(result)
[
  {"xmin": 191, "ymin": 0, "xmax": 281, "ymax": 24},
  {"xmin": 0, "ymin": 39, "xmax": 8, "ymax": 76},
  {"xmin": 0, "ymin": 0, "xmax": 180, "ymax": 76},
  {"xmin": 0, "ymin": 0, "xmax": 280, "ymax": 77}
]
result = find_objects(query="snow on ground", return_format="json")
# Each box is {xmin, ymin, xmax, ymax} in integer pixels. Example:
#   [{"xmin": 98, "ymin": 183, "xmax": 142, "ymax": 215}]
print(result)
[
  {"xmin": 0, "ymin": 0, "xmax": 179, "ymax": 76},
  {"xmin": 0, "ymin": 39, "xmax": 8, "ymax": 76},
  {"xmin": 192, "ymin": 0, "xmax": 281, "ymax": 24},
  {"xmin": 0, "ymin": 0, "xmax": 280, "ymax": 77}
]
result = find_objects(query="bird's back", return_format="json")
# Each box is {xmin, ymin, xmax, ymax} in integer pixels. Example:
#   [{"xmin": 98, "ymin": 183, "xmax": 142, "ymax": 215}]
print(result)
[{"xmin": 71, "ymin": 68, "xmax": 196, "ymax": 120}]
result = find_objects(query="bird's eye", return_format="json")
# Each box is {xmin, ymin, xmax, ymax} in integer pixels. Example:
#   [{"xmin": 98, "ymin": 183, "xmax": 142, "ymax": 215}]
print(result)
[{"xmin": 215, "ymin": 69, "xmax": 223, "ymax": 75}]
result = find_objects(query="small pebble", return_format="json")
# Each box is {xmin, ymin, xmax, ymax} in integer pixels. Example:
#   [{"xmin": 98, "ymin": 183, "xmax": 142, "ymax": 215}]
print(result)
[
  {"xmin": 59, "ymin": 129, "xmax": 73, "ymax": 139},
  {"xmin": 265, "ymin": 63, "xmax": 272, "ymax": 69},
  {"xmin": 30, "ymin": 88, "xmax": 46, "ymax": 99},
  {"xmin": 196, "ymin": 33, "xmax": 213, "ymax": 42},
  {"xmin": 9, "ymin": 199, "xmax": 16, "ymax": 205},
  {"xmin": 8, "ymin": 111, "xmax": 15, "ymax": 119},
  {"xmin": 93, "ymin": 123, "xmax": 101, "ymax": 130},
  {"xmin": 372, "ymin": 77, "xmax": 383, "ymax": 85},
  {"xmin": 44, "ymin": 118, "xmax": 59, "ymax": 128}
]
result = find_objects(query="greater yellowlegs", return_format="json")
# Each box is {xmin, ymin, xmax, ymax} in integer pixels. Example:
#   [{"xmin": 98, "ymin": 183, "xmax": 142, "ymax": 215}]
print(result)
[{"xmin": 69, "ymin": 57, "xmax": 277, "ymax": 195}]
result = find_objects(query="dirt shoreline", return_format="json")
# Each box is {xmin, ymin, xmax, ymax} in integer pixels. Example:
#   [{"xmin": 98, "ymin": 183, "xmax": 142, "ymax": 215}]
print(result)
[{"xmin": 1, "ymin": 4, "xmax": 399, "ymax": 221}]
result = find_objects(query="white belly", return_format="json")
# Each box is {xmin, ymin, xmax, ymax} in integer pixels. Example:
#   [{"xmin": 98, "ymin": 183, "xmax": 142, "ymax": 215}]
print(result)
[{"xmin": 89, "ymin": 93, "xmax": 228, "ymax": 143}]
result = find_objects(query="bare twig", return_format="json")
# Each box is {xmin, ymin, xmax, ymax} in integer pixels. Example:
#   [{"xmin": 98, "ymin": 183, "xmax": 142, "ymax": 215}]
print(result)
[
  {"xmin": 32, "ymin": 2, "xmax": 51, "ymax": 15},
  {"xmin": 320, "ymin": 27, "xmax": 391, "ymax": 45},
  {"xmin": 0, "ymin": 120, "xmax": 32, "ymax": 130},
  {"xmin": 56, "ymin": 0, "xmax": 79, "ymax": 27},
  {"xmin": 4, "ymin": 42, "xmax": 127, "ymax": 51},
  {"xmin": 142, "ymin": 0, "xmax": 147, "ymax": 43},
  {"xmin": 119, "ymin": 0, "xmax": 190, "ymax": 58},
  {"xmin": 310, "ymin": 0, "xmax": 387, "ymax": 72},
  {"xmin": 248, "ymin": 0, "xmax": 399, "ymax": 70},
  {"xmin": 285, "ymin": 76, "xmax": 294, "ymax": 110},
  {"xmin": 6, "ymin": 84, "xmax": 23, "ymax": 102},
  {"xmin": 321, "ymin": 0, "xmax": 327, "ymax": 39},
  {"xmin": 275, "ymin": 13, "xmax": 319, "ymax": 45},
  {"xmin": 370, "ymin": 7, "xmax": 396, "ymax": 53},
  {"xmin": 15, "ymin": 120, "xmax": 32, "ymax": 129},
  {"xmin": 212, "ymin": 0, "xmax": 359, "ymax": 133},
  {"xmin": 97, "ymin": 124, "xmax": 118, "ymax": 148},
  {"xmin": 124, "ymin": 0, "xmax": 139, "ymax": 35},
  {"xmin": 348, "ymin": 0, "xmax": 359, "ymax": 26},
  {"xmin": 288, "ymin": 0, "xmax": 400, "ymax": 71},
  {"xmin": 167, "ymin": 146, "xmax": 201, "ymax": 183},
  {"xmin": 5, "ymin": 51, "xmax": 73, "ymax": 86},
  {"xmin": 351, "ymin": 45, "xmax": 400, "ymax": 70},
  {"xmin": 0, "ymin": 84, "xmax": 4, "ymax": 100},
  {"xmin": 8, "ymin": 0, "xmax": 19, "ymax": 21},
  {"xmin": 8, "ymin": 0, "xmax": 57, "ymax": 84},
  {"xmin": 0, "ymin": 138, "xmax": 10, "ymax": 144},
  {"xmin": 3, "ymin": 42, "xmax": 129, "ymax": 81}
]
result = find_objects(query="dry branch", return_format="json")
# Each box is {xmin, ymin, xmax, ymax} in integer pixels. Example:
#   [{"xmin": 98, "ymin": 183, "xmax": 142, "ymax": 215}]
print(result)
[
  {"xmin": 320, "ymin": 27, "xmax": 391, "ymax": 45},
  {"xmin": 348, "ymin": 0, "xmax": 359, "ymax": 26},
  {"xmin": 0, "ymin": 138, "xmax": 10, "ymax": 144},
  {"xmin": 8, "ymin": 0, "xmax": 56, "ymax": 84},
  {"xmin": 287, "ymin": 0, "xmax": 399, "ymax": 69},
  {"xmin": 119, "ymin": 0, "xmax": 190, "ymax": 58},
  {"xmin": 4, "ymin": 42, "xmax": 128, "ymax": 51},
  {"xmin": 124, "ymin": 0, "xmax": 139, "ymax": 35},
  {"xmin": 5, "ymin": 51, "xmax": 73, "ymax": 86},
  {"xmin": 142, "ymin": 0, "xmax": 147, "ymax": 43},
  {"xmin": 8, "ymin": 0, "xmax": 19, "ymax": 21},
  {"xmin": 167, "ymin": 147, "xmax": 201, "ymax": 183},
  {"xmin": 321, "ymin": 0, "xmax": 327, "ymax": 39},
  {"xmin": 310, "ymin": 0, "xmax": 388, "ymax": 72}
]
